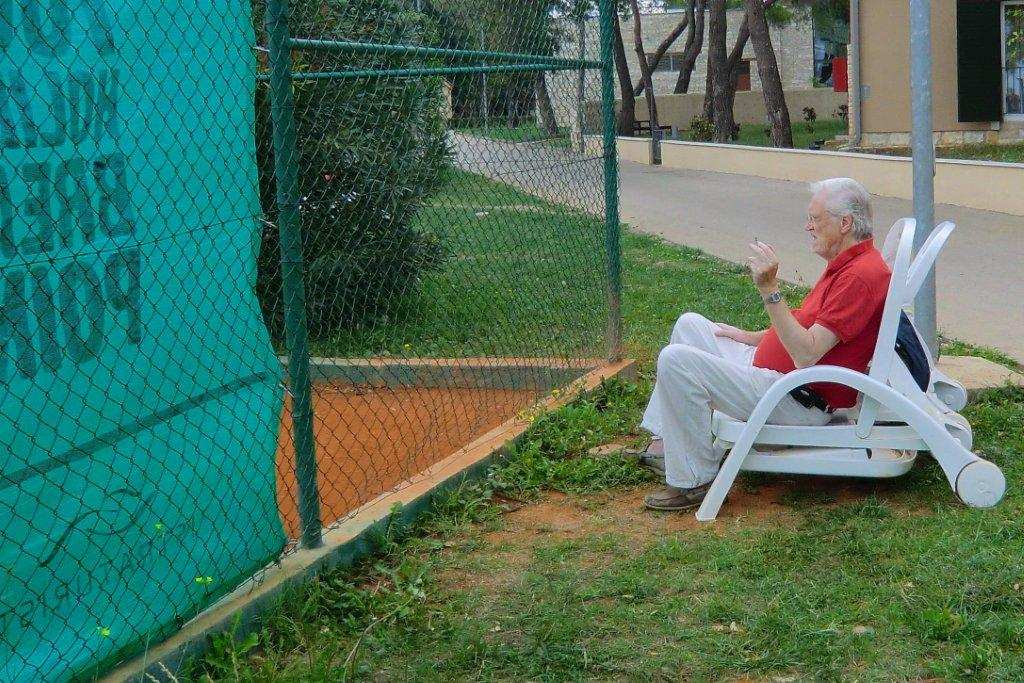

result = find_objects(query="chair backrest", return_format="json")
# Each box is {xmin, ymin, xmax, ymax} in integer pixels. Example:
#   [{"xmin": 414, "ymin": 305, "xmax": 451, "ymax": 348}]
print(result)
[
  {"xmin": 880, "ymin": 217, "xmax": 911, "ymax": 267},
  {"xmin": 881, "ymin": 219, "xmax": 956, "ymax": 306},
  {"xmin": 856, "ymin": 218, "xmax": 916, "ymax": 435},
  {"xmin": 905, "ymin": 221, "xmax": 955, "ymax": 305}
]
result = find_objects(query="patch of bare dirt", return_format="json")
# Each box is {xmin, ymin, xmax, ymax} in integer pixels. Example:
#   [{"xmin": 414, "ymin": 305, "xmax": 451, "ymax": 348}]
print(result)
[
  {"xmin": 502, "ymin": 492, "xmax": 587, "ymax": 532},
  {"xmin": 432, "ymin": 473, "xmax": 912, "ymax": 594},
  {"xmin": 504, "ymin": 473, "xmax": 906, "ymax": 540}
]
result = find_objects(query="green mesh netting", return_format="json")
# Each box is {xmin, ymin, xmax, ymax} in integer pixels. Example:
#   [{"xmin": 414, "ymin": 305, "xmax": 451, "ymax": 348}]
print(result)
[{"xmin": 0, "ymin": 0, "xmax": 617, "ymax": 678}]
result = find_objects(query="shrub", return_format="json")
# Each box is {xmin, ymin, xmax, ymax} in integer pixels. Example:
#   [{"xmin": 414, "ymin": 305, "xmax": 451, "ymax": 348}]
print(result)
[
  {"xmin": 802, "ymin": 106, "xmax": 817, "ymax": 135},
  {"xmin": 688, "ymin": 115, "xmax": 715, "ymax": 142},
  {"xmin": 253, "ymin": 0, "xmax": 450, "ymax": 340}
]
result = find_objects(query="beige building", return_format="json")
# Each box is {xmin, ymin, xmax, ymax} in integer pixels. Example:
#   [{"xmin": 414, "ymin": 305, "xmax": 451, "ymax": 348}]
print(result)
[
  {"xmin": 548, "ymin": 7, "xmax": 816, "ymax": 133},
  {"xmin": 856, "ymin": 0, "xmax": 1024, "ymax": 146}
]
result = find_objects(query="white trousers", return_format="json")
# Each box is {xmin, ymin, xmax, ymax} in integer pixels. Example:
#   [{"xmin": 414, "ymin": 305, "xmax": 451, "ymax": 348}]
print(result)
[{"xmin": 641, "ymin": 312, "xmax": 832, "ymax": 489}]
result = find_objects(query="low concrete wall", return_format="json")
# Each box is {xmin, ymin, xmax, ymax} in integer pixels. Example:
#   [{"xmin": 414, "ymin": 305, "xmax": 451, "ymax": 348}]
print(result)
[
  {"xmin": 616, "ymin": 136, "xmax": 654, "ymax": 164},
  {"xmin": 587, "ymin": 89, "xmax": 848, "ymax": 131},
  {"xmin": 653, "ymin": 140, "xmax": 1024, "ymax": 217},
  {"xmin": 637, "ymin": 89, "xmax": 848, "ymax": 129}
]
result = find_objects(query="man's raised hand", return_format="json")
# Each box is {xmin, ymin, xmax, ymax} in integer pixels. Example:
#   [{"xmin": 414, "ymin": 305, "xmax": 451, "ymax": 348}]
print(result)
[{"xmin": 747, "ymin": 240, "xmax": 780, "ymax": 291}]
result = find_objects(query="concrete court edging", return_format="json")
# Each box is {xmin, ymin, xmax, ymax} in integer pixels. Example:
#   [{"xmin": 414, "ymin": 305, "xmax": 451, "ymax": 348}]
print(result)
[
  {"xmin": 103, "ymin": 359, "xmax": 637, "ymax": 683},
  {"xmin": 614, "ymin": 137, "xmax": 1024, "ymax": 217}
]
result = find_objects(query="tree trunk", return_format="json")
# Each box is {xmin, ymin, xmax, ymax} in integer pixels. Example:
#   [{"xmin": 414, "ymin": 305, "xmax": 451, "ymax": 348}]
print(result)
[
  {"xmin": 702, "ymin": 57, "xmax": 714, "ymax": 120},
  {"xmin": 633, "ymin": 12, "xmax": 690, "ymax": 97},
  {"xmin": 707, "ymin": 0, "xmax": 733, "ymax": 141},
  {"xmin": 744, "ymin": 0, "xmax": 793, "ymax": 147},
  {"xmin": 535, "ymin": 72, "xmax": 559, "ymax": 136},
  {"xmin": 721, "ymin": 1, "xmax": 776, "ymax": 139},
  {"xmin": 628, "ymin": 0, "xmax": 660, "ymax": 160},
  {"xmin": 612, "ymin": 11, "xmax": 637, "ymax": 135},
  {"xmin": 722, "ymin": 19, "xmax": 749, "ymax": 139},
  {"xmin": 674, "ymin": 0, "xmax": 706, "ymax": 95},
  {"xmin": 701, "ymin": 0, "xmax": 718, "ymax": 118},
  {"xmin": 628, "ymin": 0, "xmax": 659, "ymax": 124}
]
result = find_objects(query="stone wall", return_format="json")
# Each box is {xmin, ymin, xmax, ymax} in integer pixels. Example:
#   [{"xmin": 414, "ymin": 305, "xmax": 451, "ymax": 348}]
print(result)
[
  {"xmin": 586, "ymin": 88, "xmax": 847, "ymax": 133},
  {"xmin": 546, "ymin": 8, "xmax": 816, "ymax": 134}
]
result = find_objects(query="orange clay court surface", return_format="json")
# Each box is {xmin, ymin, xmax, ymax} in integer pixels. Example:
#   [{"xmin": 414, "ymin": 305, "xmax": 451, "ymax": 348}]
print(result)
[{"xmin": 275, "ymin": 382, "xmax": 539, "ymax": 537}]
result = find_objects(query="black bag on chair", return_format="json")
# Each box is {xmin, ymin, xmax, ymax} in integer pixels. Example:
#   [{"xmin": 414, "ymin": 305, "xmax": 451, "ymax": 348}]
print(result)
[{"xmin": 895, "ymin": 311, "xmax": 931, "ymax": 391}]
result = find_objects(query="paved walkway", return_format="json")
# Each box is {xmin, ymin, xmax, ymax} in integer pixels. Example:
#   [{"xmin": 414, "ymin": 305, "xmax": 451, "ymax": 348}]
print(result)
[{"xmin": 451, "ymin": 134, "xmax": 1024, "ymax": 362}]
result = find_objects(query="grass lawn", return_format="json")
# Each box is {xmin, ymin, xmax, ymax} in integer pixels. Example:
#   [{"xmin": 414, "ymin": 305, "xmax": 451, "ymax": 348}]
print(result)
[
  {"xmin": 734, "ymin": 118, "xmax": 848, "ymax": 150},
  {"xmin": 871, "ymin": 143, "xmax": 1024, "ymax": 165},
  {"xmin": 685, "ymin": 118, "xmax": 848, "ymax": 150},
  {"xmin": 457, "ymin": 122, "xmax": 574, "ymax": 149},
  {"xmin": 191, "ymin": 172, "xmax": 1024, "ymax": 681},
  {"xmin": 311, "ymin": 168, "xmax": 608, "ymax": 360},
  {"xmin": 935, "ymin": 143, "xmax": 1024, "ymax": 164}
]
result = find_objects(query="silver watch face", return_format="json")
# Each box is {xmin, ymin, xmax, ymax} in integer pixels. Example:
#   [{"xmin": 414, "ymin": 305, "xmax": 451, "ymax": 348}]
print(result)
[{"xmin": 765, "ymin": 291, "xmax": 782, "ymax": 304}]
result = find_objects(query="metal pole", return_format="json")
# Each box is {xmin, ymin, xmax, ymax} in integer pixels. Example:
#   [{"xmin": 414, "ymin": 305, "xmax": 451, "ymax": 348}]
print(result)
[
  {"xmin": 480, "ymin": 27, "xmax": 489, "ymax": 128},
  {"xmin": 910, "ymin": 0, "xmax": 937, "ymax": 357},
  {"xmin": 599, "ymin": 0, "xmax": 622, "ymax": 361},
  {"xmin": 848, "ymin": 0, "xmax": 862, "ymax": 147},
  {"xmin": 578, "ymin": 16, "xmax": 587, "ymax": 152},
  {"xmin": 266, "ymin": 0, "xmax": 323, "ymax": 549}
]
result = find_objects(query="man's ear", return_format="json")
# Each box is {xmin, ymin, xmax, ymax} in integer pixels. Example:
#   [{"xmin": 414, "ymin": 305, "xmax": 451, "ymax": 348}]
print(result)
[{"xmin": 841, "ymin": 215, "xmax": 854, "ymax": 235}]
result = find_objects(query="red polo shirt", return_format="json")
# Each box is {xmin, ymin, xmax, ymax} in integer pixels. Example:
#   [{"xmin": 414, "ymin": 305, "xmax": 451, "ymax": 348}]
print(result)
[{"xmin": 752, "ymin": 239, "xmax": 891, "ymax": 409}]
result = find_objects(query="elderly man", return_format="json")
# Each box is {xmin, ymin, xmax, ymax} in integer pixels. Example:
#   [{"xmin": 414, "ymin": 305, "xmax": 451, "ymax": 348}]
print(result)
[{"xmin": 639, "ymin": 177, "xmax": 892, "ymax": 511}]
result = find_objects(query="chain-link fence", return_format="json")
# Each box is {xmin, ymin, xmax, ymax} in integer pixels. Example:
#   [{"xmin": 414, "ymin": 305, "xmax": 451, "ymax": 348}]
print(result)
[{"xmin": 0, "ymin": 0, "xmax": 618, "ymax": 678}]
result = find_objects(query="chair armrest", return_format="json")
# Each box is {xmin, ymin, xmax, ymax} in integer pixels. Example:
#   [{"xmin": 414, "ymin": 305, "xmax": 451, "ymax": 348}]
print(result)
[
  {"xmin": 743, "ymin": 365, "xmax": 957, "ymax": 464},
  {"xmin": 753, "ymin": 365, "xmax": 875, "ymax": 416}
]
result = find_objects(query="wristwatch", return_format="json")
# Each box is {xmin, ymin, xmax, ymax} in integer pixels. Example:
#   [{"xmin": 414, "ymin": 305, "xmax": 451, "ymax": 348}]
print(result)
[{"xmin": 762, "ymin": 290, "xmax": 783, "ymax": 305}]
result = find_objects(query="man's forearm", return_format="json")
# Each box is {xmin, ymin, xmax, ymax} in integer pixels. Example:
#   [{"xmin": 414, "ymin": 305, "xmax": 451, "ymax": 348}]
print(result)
[
  {"xmin": 748, "ymin": 242, "xmax": 837, "ymax": 368},
  {"xmin": 763, "ymin": 299, "xmax": 818, "ymax": 367}
]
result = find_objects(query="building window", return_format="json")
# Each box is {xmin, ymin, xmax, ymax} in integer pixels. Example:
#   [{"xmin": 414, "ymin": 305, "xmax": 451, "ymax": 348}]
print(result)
[
  {"xmin": 1003, "ymin": 2, "xmax": 1024, "ymax": 117},
  {"xmin": 646, "ymin": 52, "xmax": 685, "ymax": 72},
  {"xmin": 736, "ymin": 59, "xmax": 752, "ymax": 91}
]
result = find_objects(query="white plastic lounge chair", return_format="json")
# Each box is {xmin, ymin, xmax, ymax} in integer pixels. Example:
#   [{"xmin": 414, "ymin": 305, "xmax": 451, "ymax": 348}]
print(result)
[
  {"xmin": 882, "ymin": 219, "xmax": 968, "ymax": 412},
  {"xmin": 696, "ymin": 219, "xmax": 1005, "ymax": 521}
]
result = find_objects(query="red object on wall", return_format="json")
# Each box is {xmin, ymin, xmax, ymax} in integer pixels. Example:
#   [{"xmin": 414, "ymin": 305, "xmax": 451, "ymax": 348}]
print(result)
[{"xmin": 832, "ymin": 56, "xmax": 849, "ymax": 92}]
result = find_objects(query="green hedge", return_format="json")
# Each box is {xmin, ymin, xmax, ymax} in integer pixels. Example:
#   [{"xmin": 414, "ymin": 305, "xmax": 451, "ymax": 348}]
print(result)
[{"xmin": 254, "ymin": 0, "xmax": 450, "ymax": 340}]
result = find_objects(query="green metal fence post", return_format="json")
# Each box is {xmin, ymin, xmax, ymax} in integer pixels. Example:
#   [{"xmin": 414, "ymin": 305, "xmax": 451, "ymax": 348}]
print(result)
[
  {"xmin": 266, "ymin": 0, "xmax": 323, "ymax": 549},
  {"xmin": 598, "ymin": 0, "xmax": 623, "ymax": 362}
]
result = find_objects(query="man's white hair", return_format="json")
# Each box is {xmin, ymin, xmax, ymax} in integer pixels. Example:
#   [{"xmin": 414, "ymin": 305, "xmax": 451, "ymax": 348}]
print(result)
[{"xmin": 809, "ymin": 177, "xmax": 874, "ymax": 241}]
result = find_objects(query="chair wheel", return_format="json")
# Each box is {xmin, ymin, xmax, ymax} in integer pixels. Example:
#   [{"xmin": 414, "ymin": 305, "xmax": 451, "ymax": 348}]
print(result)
[
  {"xmin": 934, "ymin": 383, "xmax": 968, "ymax": 412},
  {"xmin": 956, "ymin": 461, "xmax": 1006, "ymax": 508}
]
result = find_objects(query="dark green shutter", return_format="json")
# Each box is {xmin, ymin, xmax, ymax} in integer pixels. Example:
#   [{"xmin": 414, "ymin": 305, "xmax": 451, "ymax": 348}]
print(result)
[{"xmin": 956, "ymin": 0, "xmax": 1003, "ymax": 122}]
